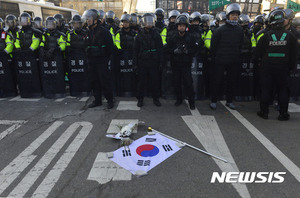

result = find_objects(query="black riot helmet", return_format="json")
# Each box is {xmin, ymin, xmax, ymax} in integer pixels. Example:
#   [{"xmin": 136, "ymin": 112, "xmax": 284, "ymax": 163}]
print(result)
[
  {"xmin": 71, "ymin": 15, "xmax": 83, "ymax": 31},
  {"xmin": 54, "ymin": 13, "xmax": 64, "ymax": 27},
  {"xmin": 238, "ymin": 14, "xmax": 250, "ymax": 25},
  {"xmin": 130, "ymin": 13, "xmax": 139, "ymax": 26},
  {"xmin": 0, "ymin": 18, "xmax": 4, "ymax": 30},
  {"xmin": 190, "ymin": 11, "xmax": 201, "ymax": 23},
  {"xmin": 5, "ymin": 15, "xmax": 17, "ymax": 29},
  {"xmin": 105, "ymin": 10, "xmax": 115, "ymax": 24},
  {"xmin": 175, "ymin": 14, "xmax": 188, "ymax": 26},
  {"xmin": 142, "ymin": 13, "xmax": 155, "ymax": 28},
  {"xmin": 33, "ymin": 16, "xmax": 43, "ymax": 29},
  {"xmin": 121, "ymin": 14, "xmax": 131, "ymax": 23},
  {"xmin": 253, "ymin": 15, "xmax": 264, "ymax": 25},
  {"xmin": 82, "ymin": 9, "xmax": 99, "ymax": 27},
  {"xmin": 216, "ymin": 11, "xmax": 226, "ymax": 22},
  {"xmin": 264, "ymin": 13, "xmax": 270, "ymax": 26},
  {"xmin": 269, "ymin": 9, "xmax": 285, "ymax": 28},
  {"xmin": 98, "ymin": 10, "xmax": 105, "ymax": 20},
  {"xmin": 201, "ymin": 14, "xmax": 210, "ymax": 23},
  {"xmin": 45, "ymin": 16, "xmax": 57, "ymax": 30},
  {"xmin": 168, "ymin": 10, "xmax": 180, "ymax": 20},
  {"xmin": 226, "ymin": 3, "xmax": 241, "ymax": 18},
  {"xmin": 155, "ymin": 8, "xmax": 165, "ymax": 19},
  {"xmin": 19, "ymin": 12, "xmax": 32, "ymax": 27}
]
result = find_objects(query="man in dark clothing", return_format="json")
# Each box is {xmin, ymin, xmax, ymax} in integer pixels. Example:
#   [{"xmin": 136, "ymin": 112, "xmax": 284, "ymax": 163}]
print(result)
[
  {"xmin": 166, "ymin": 10, "xmax": 180, "ymax": 42},
  {"xmin": 133, "ymin": 13, "xmax": 164, "ymax": 107},
  {"xmin": 167, "ymin": 14, "xmax": 197, "ymax": 109},
  {"xmin": 255, "ymin": 9, "xmax": 298, "ymax": 121},
  {"xmin": 83, "ymin": 9, "xmax": 114, "ymax": 109},
  {"xmin": 210, "ymin": 3, "xmax": 244, "ymax": 110},
  {"xmin": 54, "ymin": 14, "xmax": 69, "ymax": 34}
]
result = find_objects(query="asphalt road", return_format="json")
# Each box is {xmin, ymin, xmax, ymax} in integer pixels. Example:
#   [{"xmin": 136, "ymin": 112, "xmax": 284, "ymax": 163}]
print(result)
[{"xmin": 0, "ymin": 96, "xmax": 299, "ymax": 198}]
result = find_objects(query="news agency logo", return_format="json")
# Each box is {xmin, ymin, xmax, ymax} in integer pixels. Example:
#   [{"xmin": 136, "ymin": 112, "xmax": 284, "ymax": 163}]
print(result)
[{"xmin": 211, "ymin": 172, "xmax": 286, "ymax": 183}]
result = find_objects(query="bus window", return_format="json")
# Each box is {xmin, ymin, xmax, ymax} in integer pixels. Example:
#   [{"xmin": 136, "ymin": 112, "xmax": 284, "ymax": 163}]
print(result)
[
  {"xmin": 41, "ymin": 8, "xmax": 72, "ymax": 22},
  {"xmin": 0, "ymin": 2, "xmax": 20, "ymax": 20}
]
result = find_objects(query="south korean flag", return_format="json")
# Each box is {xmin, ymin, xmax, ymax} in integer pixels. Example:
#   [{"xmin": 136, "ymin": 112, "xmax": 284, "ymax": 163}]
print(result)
[{"xmin": 110, "ymin": 133, "xmax": 182, "ymax": 176}]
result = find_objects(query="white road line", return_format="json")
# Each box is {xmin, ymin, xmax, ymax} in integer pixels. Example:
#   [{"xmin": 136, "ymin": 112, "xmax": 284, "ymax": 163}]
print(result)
[
  {"xmin": 288, "ymin": 103, "xmax": 300, "ymax": 112},
  {"xmin": 9, "ymin": 122, "xmax": 91, "ymax": 197},
  {"xmin": 9, "ymin": 96, "xmax": 40, "ymax": 102},
  {"xmin": 32, "ymin": 122, "xmax": 93, "ymax": 198},
  {"xmin": 80, "ymin": 97, "xmax": 90, "ymax": 102},
  {"xmin": 117, "ymin": 101, "xmax": 140, "ymax": 111},
  {"xmin": 0, "ymin": 98, "xmax": 6, "ymax": 101},
  {"xmin": 55, "ymin": 98, "xmax": 65, "ymax": 102},
  {"xmin": 182, "ymin": 116, "xmax": 251, "ymax": 198},
  {"xmin": 0, "ymin": 120, "xmax": 27, "ymax": 141},
  {"xmin": 0, "ymin": 121, "xmax": 64, "ymax": 195},
  {"xmin": 87, "ymin": 152, "xmax": 131, "ymax": 185},
  {"xmin": 221, "ymin": 101, "xmax": 300, "ymax": 183}
]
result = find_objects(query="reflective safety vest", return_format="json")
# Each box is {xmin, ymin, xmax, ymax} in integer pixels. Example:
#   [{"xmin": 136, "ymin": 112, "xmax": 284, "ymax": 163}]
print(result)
[
  {"xmin": 66, "ymin": 29, "xmax": 88, "ymax": 49},
  {"xmin": 14, "ymin": 28, "xmax": 40, "ymax": 51},
  {"xmin": 203, "ymin": 29, "xmax": 212, "ymax": 49},
  {"xmin": 251, "ymin": 33, "xmax": 256, "ymax": 48},
  {"xmin": 160, "ymin": 27, "xmax": 167, "ymax": 45},
  {"xmin": 40, "ymin": 30, "xmax": 66, "ymax": 51},
  {"xmin": 1, "ymin": 31, "xmax": 14, "ymax": 55}
]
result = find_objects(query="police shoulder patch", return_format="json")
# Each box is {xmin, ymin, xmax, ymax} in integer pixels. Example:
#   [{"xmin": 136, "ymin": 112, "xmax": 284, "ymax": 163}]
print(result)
[{"xmin": 1, "ymin": 32, "xmax": 6, "ymax": 40}]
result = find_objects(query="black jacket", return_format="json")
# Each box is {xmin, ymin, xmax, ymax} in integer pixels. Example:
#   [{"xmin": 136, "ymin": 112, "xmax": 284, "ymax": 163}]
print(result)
[
  {"xmin": 86, "ymin": 23, "xmax": 114, "ymax": 63},
  {"xmin": 133, "ymin": 27, "xmax": 163, "ymax": 67},
  {"xmin": 210, "ymin": 23, "xmax": 244, "ymax": 64},
  {"xmin": 167, "ymin": 31, "xmax": 197, "ymax": 66},
  {"xmin": 254, "ymin": 28, "xmax": 298, "ymax": 70}
]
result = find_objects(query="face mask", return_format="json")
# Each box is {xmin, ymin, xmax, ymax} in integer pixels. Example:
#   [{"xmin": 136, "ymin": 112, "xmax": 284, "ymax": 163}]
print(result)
[
  {"xmin": 226, "ymin": 20, "xmax": 238, "ymax": 26},
  {"xmin": 253, "ymin": 25, "xmax": 261, "ymax": 33}
]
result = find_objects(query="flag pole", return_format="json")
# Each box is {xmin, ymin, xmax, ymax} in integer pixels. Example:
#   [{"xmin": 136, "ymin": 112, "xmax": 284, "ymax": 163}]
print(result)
[{"xmin": 148, "ymin": 127, "xmax": 228, "ymax": 163}]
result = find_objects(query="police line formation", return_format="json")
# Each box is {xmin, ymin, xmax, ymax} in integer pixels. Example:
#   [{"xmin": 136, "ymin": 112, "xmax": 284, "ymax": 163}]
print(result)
[{"xmin": 0, "ymin": 4, "xmax": 299, "ymax": 120}]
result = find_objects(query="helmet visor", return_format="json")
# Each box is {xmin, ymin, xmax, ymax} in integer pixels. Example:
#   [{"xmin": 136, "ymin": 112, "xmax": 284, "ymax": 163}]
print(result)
[
  {"xmin": 46, "ymin": 20, "xmax": 57, "ymax": 30},
  {"xmin": 5, "ymin": 20, "xmax": 17, "ymax": 29},
  {"xmin": 20, "ymin": 16, "xmax": 31, "ymax": 26},
  {"xmin": 143, "ymin": 16, "xmax": 155, "ymax": 27},
  {"xmin": 72, "ymin": 21, "xmax": 82, "ymax": 30},
  {"xmin": 33, "ymin": 21, "xmax": 43, "ymax": 29}
]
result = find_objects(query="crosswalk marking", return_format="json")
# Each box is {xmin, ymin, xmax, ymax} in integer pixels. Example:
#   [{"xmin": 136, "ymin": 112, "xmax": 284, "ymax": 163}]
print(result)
[
  {"xmin": 183, "ymin": 100, "xmax": 251, "ymax": 198},
  {"xmin": 0, "ymin": 121, "xmax": 64, "ymax": 195},
  {"xmin": 288, "ymin": 103, "xmax": 300, "ymax": 112},
  {"xmin": 221, "ymin": 101, "xmax": 300, "ymax": 183},
  {"xmin": 117, "ymin": 101, "xmax": 140, "ymax": 111},
  {"xmin": 32, "ymin": 122, "xmax": 93, "ymax": 198},
  {"xmin": 9, "ymin": 96, "xmax": 40, "ymax": 102},
  {"xmin": 0, "ymin": 120, "xmax": 27, "ymax": 141}
]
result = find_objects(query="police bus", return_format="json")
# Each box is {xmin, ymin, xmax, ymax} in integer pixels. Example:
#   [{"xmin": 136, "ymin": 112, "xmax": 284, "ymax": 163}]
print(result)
[{"xmin": 0, "ymin": 0, "xmax": 78, "ymax": 22}]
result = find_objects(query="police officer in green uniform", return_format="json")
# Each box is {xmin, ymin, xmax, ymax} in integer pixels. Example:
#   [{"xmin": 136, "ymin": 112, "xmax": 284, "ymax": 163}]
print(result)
[
  {"xmin": 5, "ymin": 15, "xmax": 18, "ymax": 41},
  {"xmin": 255, "ymin": 9, "xmax": 298, "ymax": 121},
  {"xmin": 54, "ymin": 14, "xmax": 69, "ymax": 34},
  {"xmin": 115, "ymin": 14, "xmax": 136, "ymax": 50},
  {"xmin": 0, "ymin": 18, "xmax": 14, "ymax": 57},
  {"xmin": 33, "ymin": 17, "xmax": 44, "ymax": 32},
  {"xmin": 105, "ymin": 11, "xmax": 120, "ymax": 42}
]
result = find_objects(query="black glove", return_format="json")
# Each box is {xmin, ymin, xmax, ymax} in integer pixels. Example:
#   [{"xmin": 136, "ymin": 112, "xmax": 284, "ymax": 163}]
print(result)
[
  {"xmin": 45, "ymin": 48, "xmax": 55, "ymax": 59},
  {"xmin": 174, "ymin": 48, "xmax": 182, "ymax": 55}
]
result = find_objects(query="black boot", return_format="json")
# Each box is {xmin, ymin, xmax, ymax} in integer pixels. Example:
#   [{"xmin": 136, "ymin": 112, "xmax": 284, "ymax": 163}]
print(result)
[
  {"xmin": 189, "ymin": 100, "xmax": 195, "ymax": 110},
  {"xmin": 88, "ymin": 101, "xmax": 102, "ymax": 108},
  {"xmin": 174, "ymin": 99, "xmax": 182, "ymax": 106},
  {"xmin": 278, "ymin": 112, "xmax": 290, "ymax": 121},
  {"xmin": 153, "ymin": 98, "xmax": 161, "ymax": 107},
  {"xmin": 107, "ymin": 100, "xmax": 114, "ymax": 109},
  {"xmin": 137, "ymin": 98, "xmax": 143, "ymax": 107},
  {"xmin": 257, "ymin": 111, "xmax": 268, "ymax": 119}
]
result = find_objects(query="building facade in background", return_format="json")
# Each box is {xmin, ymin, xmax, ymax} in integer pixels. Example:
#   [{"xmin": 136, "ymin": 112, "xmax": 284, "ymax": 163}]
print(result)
[{"xmin": 60, "ymin": 0, "xmax": 138, "ymax": 17}]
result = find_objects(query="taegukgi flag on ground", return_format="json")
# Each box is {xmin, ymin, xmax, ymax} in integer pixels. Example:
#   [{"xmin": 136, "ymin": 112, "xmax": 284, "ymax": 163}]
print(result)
[{"xmin": 110, "ymin": 133, "xmax": 182, "ymax": 175}]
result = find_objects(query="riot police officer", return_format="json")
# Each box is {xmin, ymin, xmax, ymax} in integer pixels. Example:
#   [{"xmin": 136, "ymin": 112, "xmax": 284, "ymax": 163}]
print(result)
[
  {"xmin": 189, "ymin": 11, "xmax": 203, "ymax": 46},
  {"xmin": 251, "ymin": 15, "xmax": 264, "ymax": 48},
  {"xmin": 133, "ymin": 13, "xmax": 164, "ymax": 107},
  {"xmin": 166, "ymin": 10, "xmax": 180, "ymax": 42},
  {"xmin": 14, "ymin": 12, "xmax": 41, "ymax": 52},
  {"xmin": 5, "ymin": 15, "xmax": 18, "ymax": 41},
  {"xmin": 130, "ymin": 13, "xmax": 141, "ymax": 33},
  {"xmin": 105, "ymin": 11, "xmax": 119, "ymax": 41},
  {"xmin": 167, "ymin": 14, "xmax": 197, "ymax": 109},
  {"xmin": 215, "ymin": 11, "xmax": 227, "ymax": 28},
  {"xmin": 0, "ymin": 17, "xmax": 17, "ymax": 97},
  {"xmin": 255, "ymin": 9, "xmax": 298, "ymax": 121},
  {"xmin": 54, "ymin": 14, "xmax": 69, "ymax": 34},
  {"xmin": 33, "ymin": 17, "xmax": 44, "ymax": 32},
  {"xmin": 210, "ymin": 3, "xmax": 244, "ymax": 110},
  {"xmin": 66, "ymin": 15, "xmax": 90, "ymax": 97},
  {"xmin": 115, "ymin": 14, "xmax": 136, "ymax": 50},
  {"xmin": 155, "ymin": 8, "xmax": 166, "ymax": 30},
  {"xmin": 83, "ymin": 9, "xmax": 114, "ymax": 109}
]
